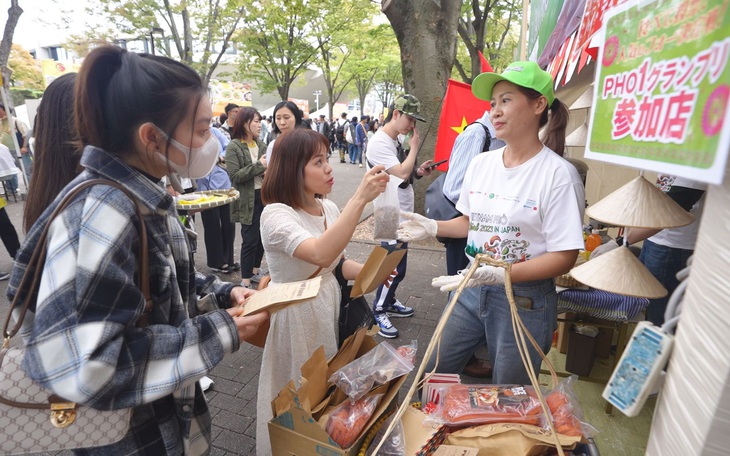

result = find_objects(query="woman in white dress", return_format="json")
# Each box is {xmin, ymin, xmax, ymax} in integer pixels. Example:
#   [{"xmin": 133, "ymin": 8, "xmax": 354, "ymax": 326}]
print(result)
[{"xmin": 255, "ymin": 128, "xmax": 388, "ymax": 455}]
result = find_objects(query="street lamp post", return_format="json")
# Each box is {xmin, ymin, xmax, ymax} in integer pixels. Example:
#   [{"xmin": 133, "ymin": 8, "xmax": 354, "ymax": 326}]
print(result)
[
  {"xmin": 313, "ymin": 90, "xmax": 322, "ymax": 111},
  {"xmin": 149, "ymin": 27, "xmax": 165, "ymax": 55}
]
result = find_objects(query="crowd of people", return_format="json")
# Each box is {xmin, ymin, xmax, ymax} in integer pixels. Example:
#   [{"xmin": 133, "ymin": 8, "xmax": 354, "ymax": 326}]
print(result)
[{"xmin": 1, "ymin": 46, "xmax": 704, "ymax": 456}]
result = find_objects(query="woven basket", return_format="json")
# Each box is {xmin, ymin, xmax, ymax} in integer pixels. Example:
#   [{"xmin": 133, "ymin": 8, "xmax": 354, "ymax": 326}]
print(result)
[{"xmin": 555, "ymin": 273, "xmax": 583, "ymax": 288}]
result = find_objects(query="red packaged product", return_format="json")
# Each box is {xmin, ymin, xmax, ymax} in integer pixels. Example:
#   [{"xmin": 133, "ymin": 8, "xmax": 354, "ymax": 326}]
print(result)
[
  {"xmin": 431, "ymin": 384, "xmax": 544, "ymax": 426},
  {"xmin": 324, "ymin": 393, "xmax": 383, "ymax": 449}
]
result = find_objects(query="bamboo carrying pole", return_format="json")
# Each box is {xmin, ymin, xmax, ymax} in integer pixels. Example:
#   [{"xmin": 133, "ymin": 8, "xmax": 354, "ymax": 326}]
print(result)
[{"xmin": 369, "ymin": 254, "xmax": 566, "ymax": 455}]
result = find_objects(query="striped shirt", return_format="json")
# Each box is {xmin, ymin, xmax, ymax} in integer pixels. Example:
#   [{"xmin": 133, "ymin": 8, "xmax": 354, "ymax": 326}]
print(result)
[{"xmin": 442, "ymin": 112, "xmax": 505, "ymax": 203}]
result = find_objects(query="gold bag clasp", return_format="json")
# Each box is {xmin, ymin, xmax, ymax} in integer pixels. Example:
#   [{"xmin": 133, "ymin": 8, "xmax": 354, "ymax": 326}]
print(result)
[{"xmin": 50, "ymin": 401, "xmax": 77, "ymax": 428}]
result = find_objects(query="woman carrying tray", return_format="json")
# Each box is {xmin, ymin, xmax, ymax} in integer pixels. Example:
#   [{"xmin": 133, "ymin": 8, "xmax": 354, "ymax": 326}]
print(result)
[
  {"xmin": 397, "ymin": 62, "xmax": 585, "ymax": 385},
  {"xmin": 255, "ymin": 129, "xmax": 388, "ymax": 455}
]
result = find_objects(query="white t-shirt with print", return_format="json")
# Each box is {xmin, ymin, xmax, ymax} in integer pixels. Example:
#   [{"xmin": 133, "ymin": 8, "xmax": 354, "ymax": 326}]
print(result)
[
  {"xmin": 365, "ymin": 129, "xmax": 414, "ymax": 213},
  {"xmin": 456, "ymin": 146, "xmax": 585, "ymax": 264}
]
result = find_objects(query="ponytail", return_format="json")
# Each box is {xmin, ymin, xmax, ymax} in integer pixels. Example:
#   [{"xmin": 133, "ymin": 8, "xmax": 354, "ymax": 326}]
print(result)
[
  {"xmin": 74, "ymin": 46, "xmax": 124, "ymax": 152},
  {"xmin": 75, "ymin": 45, "xmax": 205, "ymax": 156},
  {"xmin": 541, "ymin": 99, "xmax": 569, "ymax": 157}
]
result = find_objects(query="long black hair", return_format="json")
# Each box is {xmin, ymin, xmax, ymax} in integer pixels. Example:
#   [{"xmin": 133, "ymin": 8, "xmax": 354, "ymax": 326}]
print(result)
[
  {"xmin": 74, "ymin": 46, "xmax": 206, "ymax": 156},
  {"xmin": 24, "ymin": 73, "xmax": 78, "ymax": 232}
]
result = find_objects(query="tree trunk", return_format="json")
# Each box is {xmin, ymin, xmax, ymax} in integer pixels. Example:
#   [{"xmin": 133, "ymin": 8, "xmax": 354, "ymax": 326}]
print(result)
[
  {"xmin": 382, "ymin": 0, "xmax": 462, "ymax": 211},
  {"xmin": 0, "ymin": 0, "xmax": 23, "ymax": 102}
]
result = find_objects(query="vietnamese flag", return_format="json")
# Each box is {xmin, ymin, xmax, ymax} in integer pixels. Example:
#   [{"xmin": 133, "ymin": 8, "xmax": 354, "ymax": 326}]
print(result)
[
  {"xmin": 478, "ymin": 51, "xmax": 494, "ymax": 73},
  {"xmin": 433, "ymin": 79, "xmax": 492, "ymax": 171}
]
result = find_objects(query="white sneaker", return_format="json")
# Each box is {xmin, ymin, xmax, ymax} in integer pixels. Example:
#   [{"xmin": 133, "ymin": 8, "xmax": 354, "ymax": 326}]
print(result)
[{"xmin": 374, "ymin": 313, "xmax": 398, "ymax": 338}]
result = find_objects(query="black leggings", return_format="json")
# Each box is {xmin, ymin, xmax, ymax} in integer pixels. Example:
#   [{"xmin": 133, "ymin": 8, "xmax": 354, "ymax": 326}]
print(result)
[{"xmin": 240, "ymin": 190, "xmax": 265, "ymax": 279}]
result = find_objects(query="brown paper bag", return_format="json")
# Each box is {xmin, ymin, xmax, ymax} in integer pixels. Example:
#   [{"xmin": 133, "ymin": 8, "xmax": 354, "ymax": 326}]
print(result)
[
  {"xmin": 444, "ymin": 423, "xmax": 582, "ymax": 456},
  {"xmin": 350, "ymin": 245, "xmax": 406, "ymax": 298}
]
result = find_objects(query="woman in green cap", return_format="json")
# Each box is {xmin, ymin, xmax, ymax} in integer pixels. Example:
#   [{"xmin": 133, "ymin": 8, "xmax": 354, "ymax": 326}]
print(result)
[{"xmin": 397, "ymin": 61, "xmax": 585, "ymax": 384}]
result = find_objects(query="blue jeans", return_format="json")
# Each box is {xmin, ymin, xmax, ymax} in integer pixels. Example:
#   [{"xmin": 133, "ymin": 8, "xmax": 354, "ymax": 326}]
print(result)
[
  {"xmin": 423, "ymin": 278, "xmax": 557, "ymax": 384},
  {"xmin": 639, "ymin": 239, "xmax": 693, "ymax": 325},
  {"xmin": 348, "ymin": 143, "xmax": 358, "ymax": 163}
]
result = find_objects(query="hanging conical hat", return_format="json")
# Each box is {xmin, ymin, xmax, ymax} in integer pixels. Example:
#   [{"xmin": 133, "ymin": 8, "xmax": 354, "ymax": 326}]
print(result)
[
  {"xmin": 569, "ymin": 85, "xmax": 593, "ymax": 110},
  {"xmin": 565, "ymin": 123, "xmax": 588, "ymax": 147},
  {"xmin": 571, "ymin": 246, "xmax": 667, "ymax": 298},
  {"xmin": 586, "ymin": 176, "xmax": 695, "ymax": 228}
]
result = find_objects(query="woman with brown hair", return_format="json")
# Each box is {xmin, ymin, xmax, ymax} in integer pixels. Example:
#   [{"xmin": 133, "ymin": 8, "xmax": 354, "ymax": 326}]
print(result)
[
  {"xmin": 254, "ymin": 128, "xmax": 388, "ymax": 455},
  {"xmin": 225, "ymin": 106, "xmax": 267, "ymax": 287}
]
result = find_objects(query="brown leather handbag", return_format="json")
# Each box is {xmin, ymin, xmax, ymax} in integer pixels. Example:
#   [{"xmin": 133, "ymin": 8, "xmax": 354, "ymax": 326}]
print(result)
[{"xmin": 0, "ymin": 179, "xmax": 151, "ymax": 455}]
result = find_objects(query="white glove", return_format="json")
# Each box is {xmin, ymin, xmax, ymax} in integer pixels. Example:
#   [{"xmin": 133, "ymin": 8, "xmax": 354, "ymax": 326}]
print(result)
[
  {"xmin": 589, "ymin": 240, "xmax": 619, "ymax": 259},
  {"xmin": 431, "ymin": 265, "xmax": 506, "ymax": 292},
  {"xmin": 396, "ymin": 212, "xmax": 438, "ymax": 242}
]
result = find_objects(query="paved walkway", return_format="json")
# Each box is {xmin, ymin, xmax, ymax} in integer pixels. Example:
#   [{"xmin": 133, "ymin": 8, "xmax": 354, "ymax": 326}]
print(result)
[{"xmin": 202, "ymin": 239, "xmax": 448, "ymax": 455}]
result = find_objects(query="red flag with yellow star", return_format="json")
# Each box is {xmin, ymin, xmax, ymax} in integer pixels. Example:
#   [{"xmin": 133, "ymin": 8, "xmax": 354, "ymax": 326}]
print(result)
[{"xmin": 434, "ymin": 79, "xmax": 492, "ymax": 171}]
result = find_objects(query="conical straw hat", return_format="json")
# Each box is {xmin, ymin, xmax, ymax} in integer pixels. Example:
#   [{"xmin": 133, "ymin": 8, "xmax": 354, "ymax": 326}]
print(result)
[
  {"xmin": 569, "ymin": 85, "xmax": 593, "ymax": 110},
  {"xmin": 586, "ymin": 176, "xmax": 694, "ymax": 228},
  {"xmin": 565, "ymin": 123, "xmax": 588, "ymax": 147},
  {"xmin": 570, "ymin": 246, "xmax": 667, "ymax": 298}
]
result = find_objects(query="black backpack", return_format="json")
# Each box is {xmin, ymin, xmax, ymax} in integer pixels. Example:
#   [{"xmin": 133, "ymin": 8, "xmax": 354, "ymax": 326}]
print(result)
[
  {"xmin": 335, "ymin": 121, "xmax": 346, "ymax": 141},
  {"xmin": 472, "ymin": 121, "xmax": 491, "ymax": 152},
  {"xmin": 424, "ymin": 120, "xmax": 492, "ymax": 225}
]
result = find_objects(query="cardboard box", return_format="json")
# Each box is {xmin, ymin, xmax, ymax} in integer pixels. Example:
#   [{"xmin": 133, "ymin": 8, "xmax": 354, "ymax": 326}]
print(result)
[
  {"xmin": 268, "ymin": 329, "xmax": 408, "ymax": 456},
  {"xmin": 433, "ymin": 446, "xmax": 480, "ymax": 456}
]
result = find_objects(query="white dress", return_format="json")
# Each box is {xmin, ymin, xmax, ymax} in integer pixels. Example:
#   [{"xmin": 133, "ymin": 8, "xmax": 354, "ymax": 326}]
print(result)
[{"xmin": 256, "ymin": 200, "xmax": 342, "ymax": 455}]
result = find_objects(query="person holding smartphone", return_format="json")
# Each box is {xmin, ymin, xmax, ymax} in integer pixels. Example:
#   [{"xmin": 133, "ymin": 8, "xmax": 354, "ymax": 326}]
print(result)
[{"xmin": 365, "ymin": 94, "xmax": 435, "ymax": 338}]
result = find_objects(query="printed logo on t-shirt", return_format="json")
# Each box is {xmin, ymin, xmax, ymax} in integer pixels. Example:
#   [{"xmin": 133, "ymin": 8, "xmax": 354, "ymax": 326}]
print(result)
[
  {"xmin": 478, "ymin": 191, "xmax": 520, "ymax": 204},
  {"xmin": 467, "ymin": 210, "xmax": 531, "ymax": 263},
  {"xmin": 655, "ymin": 175, "xmax": 675, "ymax": 193},
  {"xmin": 523, "ymin": 199, "xmax": 539, "ymax": 211}
]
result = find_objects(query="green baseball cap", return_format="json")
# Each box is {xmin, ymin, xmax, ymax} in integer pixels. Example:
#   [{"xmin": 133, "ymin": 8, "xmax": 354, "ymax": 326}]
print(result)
[
  {"xmin": 393, "ymin": 94, "xmax": 426, "ymax": 122},
  {"xmin": 472, "ymin": 61, "xmax": 555, "ymax": 107}
]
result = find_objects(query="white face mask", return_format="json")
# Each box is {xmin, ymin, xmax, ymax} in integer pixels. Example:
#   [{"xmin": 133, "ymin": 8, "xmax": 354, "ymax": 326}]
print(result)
[{"xmin": 157, "ymin": 129, "xmax": 219, "ymax": 179}]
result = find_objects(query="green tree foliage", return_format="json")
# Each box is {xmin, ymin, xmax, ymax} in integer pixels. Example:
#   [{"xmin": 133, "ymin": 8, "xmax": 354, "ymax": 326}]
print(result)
[
  {"xmin": 345, "ymin": 24, "xmax": 400, "ymax": 116},
  {"xmin": 235, "ymin": 0, "xmax": 322, "ymax": 100},
  {"xmin": 0, "ymin": 0, "xmax": 23, "ymax": 105},
  {"xmin": 454, "ymin": 0, "xmax": 522, "ymax": 82},
  {"xmin": 87, "ymin": 0, "xmax": 246, "ymax": 84},
  {"xmin": 373, "ymin": 56, "xmax": 402, "ymax": 110},
  {"xmin": 8, "ymin": 44, "xmax": 43, "ymax": 90},
  {"xmin": 309, "ymin": 0, "xmax": 378, "ymax": 119}
]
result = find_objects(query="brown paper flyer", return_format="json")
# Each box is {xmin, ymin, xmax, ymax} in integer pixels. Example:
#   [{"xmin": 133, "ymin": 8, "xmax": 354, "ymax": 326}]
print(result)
[{"xmin": 242, "ymin": 276, "xmax": 321, "ymax": 316}]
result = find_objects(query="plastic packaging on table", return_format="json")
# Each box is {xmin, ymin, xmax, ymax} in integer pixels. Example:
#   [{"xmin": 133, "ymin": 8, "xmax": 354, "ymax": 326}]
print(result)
[
  {"xmin": 365, "ymin": 413, "xmax": 407, "ymax": 456},
  {"xmin": 325, "ymin": 393, "xmax": 384, "ymax": 449},
  {"xmin": 426, "ymin": 384, "xmax": 546, "ymax": 426},
  {"xmin": 373, "ymin": 179, "xmax": 401, "ymax": 240},
  {"xmin": 545, "ymin": 376, "xmax": 596, "ymax": 438},
  {"xmin": 329, "ymin": 341, "xmax": 416, "ymax": 403},
  {"xmin": 427, "ymin": 380, "xmax": 596, "ymax": 438}
]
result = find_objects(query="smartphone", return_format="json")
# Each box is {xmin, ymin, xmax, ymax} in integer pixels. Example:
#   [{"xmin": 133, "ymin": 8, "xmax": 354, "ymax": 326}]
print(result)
[{"xmin": 427, "ymin": 159, "xmax": 448, "ymax": 170}]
